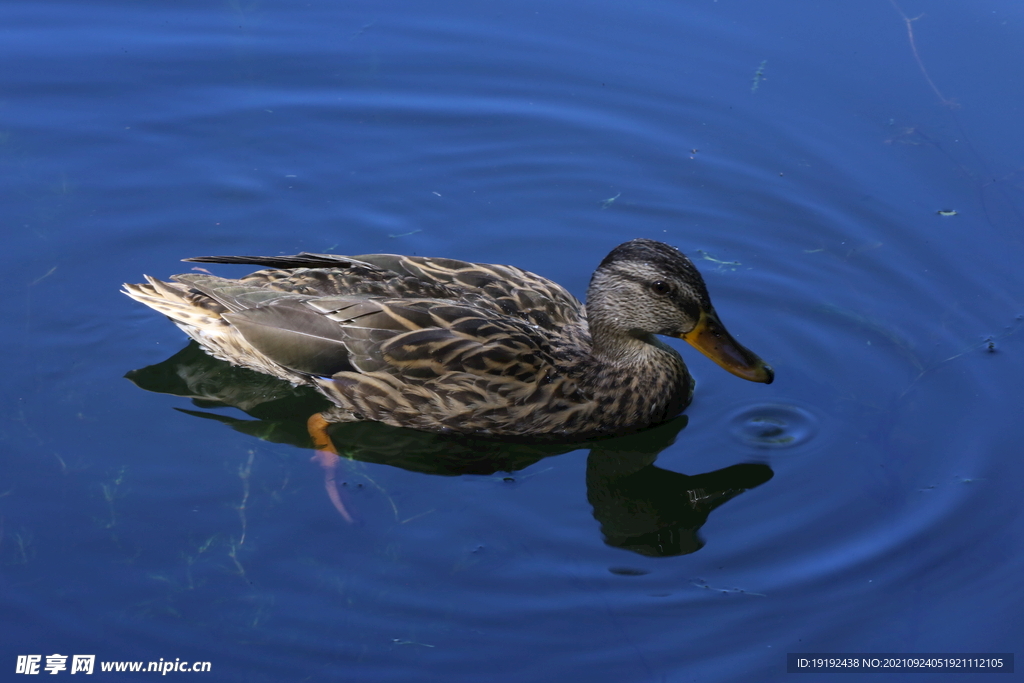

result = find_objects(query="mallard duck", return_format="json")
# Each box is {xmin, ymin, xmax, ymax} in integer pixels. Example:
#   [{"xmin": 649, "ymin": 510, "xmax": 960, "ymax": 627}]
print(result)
[{"xmin": 123, "ymin": 239, "xmax": 772, "ymax": 439}]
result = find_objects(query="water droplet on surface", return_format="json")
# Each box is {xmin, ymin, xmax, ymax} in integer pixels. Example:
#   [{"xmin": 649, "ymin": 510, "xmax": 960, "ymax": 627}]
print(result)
[{"xmin": 728, "ymin": 404, "xmax": 817, "ymax": 448}]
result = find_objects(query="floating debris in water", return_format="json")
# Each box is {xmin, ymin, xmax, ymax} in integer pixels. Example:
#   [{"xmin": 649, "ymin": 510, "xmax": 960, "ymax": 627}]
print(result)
[
  {"xmin": 751, "ymin": 60, "xmax": 767, "ymax": 92},
  {"xmin": 691, "ymin": 578, "xmax": 766, "ymax": 597},
  {"xmin": 937, "ymin": 209, "xmax": 958, "ymax": 216},
  {"xmin": 351, "ymin": 20, "xmax": 375, "ymax": 39},
  {"xmin": 696, "ymin": 249, "xmax": 741, "ymax": 271},
  {"xmin": 29, "ymin": 266, "xmax": 57, "ymax": 286},
  {"xmin": 600, "ymin": 192, "xmax": 621, "ymax": 210},
  {"xmin": 388, "ymin": 229, "xmax": 423, "ymax": 239}
]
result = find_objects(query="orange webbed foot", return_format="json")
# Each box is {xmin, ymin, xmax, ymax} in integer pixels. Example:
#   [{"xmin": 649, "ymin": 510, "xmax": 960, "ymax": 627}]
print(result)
[{"xmin": 307, "ymin": 413, "xmax": 355, "ymax": 523}]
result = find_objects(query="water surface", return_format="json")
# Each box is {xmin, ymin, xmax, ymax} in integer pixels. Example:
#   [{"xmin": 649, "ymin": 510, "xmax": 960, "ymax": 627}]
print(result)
[{"xmin": 2, "ymin": 0, "xmax": 1023, "ymax": 681}]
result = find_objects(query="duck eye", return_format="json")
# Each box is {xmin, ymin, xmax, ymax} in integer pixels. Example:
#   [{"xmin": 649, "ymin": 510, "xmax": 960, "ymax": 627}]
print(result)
[{"xmin": 650, "ymin": 280, "xmax": 671, "ymax": 295}]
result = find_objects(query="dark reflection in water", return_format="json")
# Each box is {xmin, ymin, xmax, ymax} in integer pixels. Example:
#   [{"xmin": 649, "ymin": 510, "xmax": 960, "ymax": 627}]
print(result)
[
  {"xmin": 127, "ymin": 342, "xmax": 773, "ymax": 557},
  {"xmin": 587, "ymin": 456, "xmax": 772, "ymax": 557}
]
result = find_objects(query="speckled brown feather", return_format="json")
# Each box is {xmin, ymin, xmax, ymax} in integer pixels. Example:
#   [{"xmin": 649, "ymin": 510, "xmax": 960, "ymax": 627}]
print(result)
[{"xmin": 122, "ymin": 243, "xmax": 734, "ymax": 438}]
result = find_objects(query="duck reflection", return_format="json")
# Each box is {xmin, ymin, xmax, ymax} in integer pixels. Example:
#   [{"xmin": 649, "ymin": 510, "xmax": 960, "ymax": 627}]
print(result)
[{"xmin": 127, "ymin": 342, "xmax": 773, "ymax": 557}]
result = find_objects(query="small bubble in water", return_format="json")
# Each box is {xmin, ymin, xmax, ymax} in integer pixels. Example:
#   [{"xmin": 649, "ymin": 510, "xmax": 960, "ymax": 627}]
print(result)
[{"xmin": 729, "ymin": 404, "xmax": 817, "ymax": 449}]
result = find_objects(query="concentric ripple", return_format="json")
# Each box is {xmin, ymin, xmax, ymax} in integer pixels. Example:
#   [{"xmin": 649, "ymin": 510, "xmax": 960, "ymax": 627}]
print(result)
[{"xmin": 727, "ymin": 403, "xmax": 818, "ymax": 449}]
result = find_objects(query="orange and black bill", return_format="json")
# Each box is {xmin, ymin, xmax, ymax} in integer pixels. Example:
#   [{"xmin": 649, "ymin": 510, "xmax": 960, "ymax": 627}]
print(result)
[{"xmin": 680, "ymin": 309, "xmax": 774, "ymax": 384}]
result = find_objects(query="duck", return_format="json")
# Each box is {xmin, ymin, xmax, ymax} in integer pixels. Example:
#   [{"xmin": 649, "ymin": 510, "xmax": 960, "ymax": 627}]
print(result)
[{"xmin": 123, "ymin": 238, "xmax": 773, "ymax": 440}]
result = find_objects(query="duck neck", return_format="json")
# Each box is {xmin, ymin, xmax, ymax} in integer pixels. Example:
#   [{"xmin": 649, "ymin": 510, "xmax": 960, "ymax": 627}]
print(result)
[
  {"xmin": 586, "ymin": 312, "xmax": 676, "ymax": 367},
  {"xmin": 584, "ymin": 307, "xmax": 693, "ymax": 426}
]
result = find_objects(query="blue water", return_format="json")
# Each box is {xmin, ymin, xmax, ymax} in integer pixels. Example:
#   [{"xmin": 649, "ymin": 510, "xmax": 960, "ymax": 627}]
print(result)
[{"xmin": 3, "ymin": 0, "xmax": 1023, "ymax": 681}]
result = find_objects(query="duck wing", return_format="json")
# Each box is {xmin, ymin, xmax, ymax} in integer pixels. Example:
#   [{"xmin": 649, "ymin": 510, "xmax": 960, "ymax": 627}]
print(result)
[
  {"xmin": 354, "ymin": 254, "xmax": 584, "ymax": 334},
  {"xmin": 173, "ymin": 273, "xmax": 569, "ymax": 385},
  {"xmin": 303, "ymin": 296, "xmax": 589, "ymax": 433},
  {"xmin": 184, "ymin": 252, "xmax": 585, "ymax": 335}
]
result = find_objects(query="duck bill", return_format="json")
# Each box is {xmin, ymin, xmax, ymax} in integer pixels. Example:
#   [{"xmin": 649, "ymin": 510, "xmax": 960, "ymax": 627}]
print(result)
[{"xmin": 679, "ymin": 310, "xmax": 774, "ymax": 384}]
